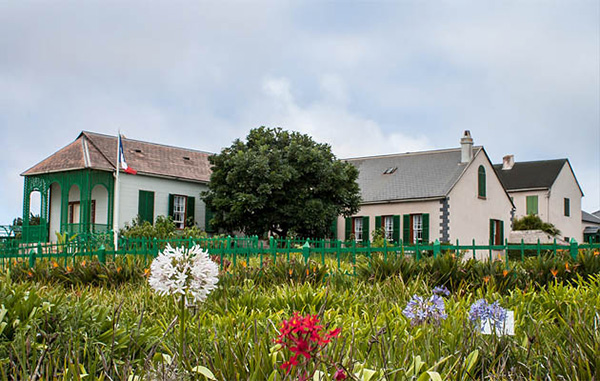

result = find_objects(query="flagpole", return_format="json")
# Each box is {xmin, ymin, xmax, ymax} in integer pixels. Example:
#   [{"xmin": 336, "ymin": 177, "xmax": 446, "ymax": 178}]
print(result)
[{"xmin": 113, "ymin": 130, "xmax": 120, "ymax": 251}]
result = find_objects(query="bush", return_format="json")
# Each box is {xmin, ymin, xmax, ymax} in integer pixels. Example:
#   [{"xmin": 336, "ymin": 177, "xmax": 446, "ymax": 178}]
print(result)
[{"xmin": 513, "ymin": 215, "xmax": 561, "ymax": 236}]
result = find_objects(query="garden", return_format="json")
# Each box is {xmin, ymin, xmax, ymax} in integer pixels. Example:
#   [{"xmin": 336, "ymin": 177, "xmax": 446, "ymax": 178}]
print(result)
[{"xmin": 1, "ymin": 240, "xmax": 599, "ymax": 380}]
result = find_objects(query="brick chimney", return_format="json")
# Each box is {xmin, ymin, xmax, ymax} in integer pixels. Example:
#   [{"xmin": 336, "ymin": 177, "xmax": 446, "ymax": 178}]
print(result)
[
  {"xmin": 460, "ymin": 130, "xmax": 473, "ymax": 163},
  {"xmin": 502, "ymin": 155, "xmax": 515, "ymax": 170}
]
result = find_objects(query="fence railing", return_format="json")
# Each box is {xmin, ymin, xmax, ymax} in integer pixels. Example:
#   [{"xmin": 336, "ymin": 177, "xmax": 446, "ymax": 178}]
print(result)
[{"xmin": 1, "ymin": 234, "xmax": 599, "ymax": 272}]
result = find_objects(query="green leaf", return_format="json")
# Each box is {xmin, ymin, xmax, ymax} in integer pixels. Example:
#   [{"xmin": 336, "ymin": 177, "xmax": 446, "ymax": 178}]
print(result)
[
  {"xmin": 192, "ymin": 366, "xmax": 217, "ymax": 380},
  {"xmin": 464, "ymin": 350, "xmax": 478, "ymax": 374}
]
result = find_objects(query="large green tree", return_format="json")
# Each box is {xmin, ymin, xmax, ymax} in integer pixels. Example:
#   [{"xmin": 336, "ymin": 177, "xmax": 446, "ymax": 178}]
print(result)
[{"xmin": 202, "ymin": 127, "xmax": 361, "ymax": 238}]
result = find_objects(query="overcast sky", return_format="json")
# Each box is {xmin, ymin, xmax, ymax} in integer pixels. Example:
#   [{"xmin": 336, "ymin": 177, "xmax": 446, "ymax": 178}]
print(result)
[{"xmin": 0, "ymin": 0, "xmax": 598, "ymax": 225}]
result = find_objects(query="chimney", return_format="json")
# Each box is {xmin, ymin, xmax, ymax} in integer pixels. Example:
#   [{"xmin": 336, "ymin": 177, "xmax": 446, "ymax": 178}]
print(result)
[
  {"xmin": 460, "ymin": 130, "xmax": 473, "ymax": 163},
  {"xmin": 502, "ymin": 154, "xmax": 515, "ymax": 170}
]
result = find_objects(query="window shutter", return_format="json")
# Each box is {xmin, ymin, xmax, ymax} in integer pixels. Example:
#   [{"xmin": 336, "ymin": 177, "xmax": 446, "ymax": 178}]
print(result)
[
  {"xmin": 422, "ymin": 213, "xmax": 429, "ymax": 243},
  {"xmin": 362, "ymin": 216, "xmax": 369, "ymax": 242},
  {"xmin": 205, "ymin": 204, "xmax": 214, "ymax": 233},
  {"xmin": 168, "ymin": 194, "xmax": 175, "ymax": 219},
  {"xmin": 393, "ymin": 215, "xmax": 400, "ymax": 243},
  {"xmin": 345, "ymin": 218, "xmax": 352, "ymax": 241},
  {"xmin": 375, "ymin": 216, "xmax": 382, "ymax": 230},
  {"xmin": 564, "ymin": 198, "xmax": 570, "ymax": 217},
  {"xmin": 138, "ymin": 190, "xmax": 154, "ymax": 224},
  {"xmin": 138, "ymin": 191, "xmax": 145, "ymax": 221},
  {"xmin": 526, "ymin": 196, "xmax": 539, "ymax": 215},
  {"xmin": 330, "ymin": 218, "xmax": 337, "ymax": 239},
  {"xmin": 403, "ymin": 214, "xmax": 410, "ymax": 243},
  {"xmin": 500, "ymin": 220, "xmax": 504, "ymax": 244},
  {"xmin": 186, "ymin": 197, "xmax": 195, "ymax": 226},
  {"xmin": 489, "ymin": 219, "xmax": 494, "ymax": 244},
  {"xmin": 478, "ymin": 166, "xmax": 486, "ymax": 198}
]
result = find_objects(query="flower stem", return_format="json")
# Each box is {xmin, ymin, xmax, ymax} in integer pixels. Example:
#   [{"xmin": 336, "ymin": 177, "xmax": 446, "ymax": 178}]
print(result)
[{"xmin": 180, "ymin": 293, "xmax": 186, "ymax": 365}]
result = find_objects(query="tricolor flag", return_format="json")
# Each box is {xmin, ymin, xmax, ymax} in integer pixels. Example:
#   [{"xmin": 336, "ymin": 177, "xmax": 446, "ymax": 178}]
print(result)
[{"xmin": 119, "ymin": 135, "xmax": 137, "ymax": 175}]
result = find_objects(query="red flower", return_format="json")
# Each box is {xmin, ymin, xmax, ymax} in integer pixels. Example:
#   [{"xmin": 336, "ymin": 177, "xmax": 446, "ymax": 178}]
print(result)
[
  {"xmin": 275, "ymin": 312, "xmax": 341, "ymax": 374},
  {"xmin": 333, "ymin": 368, "xmax": 348, "ymax": 380}
]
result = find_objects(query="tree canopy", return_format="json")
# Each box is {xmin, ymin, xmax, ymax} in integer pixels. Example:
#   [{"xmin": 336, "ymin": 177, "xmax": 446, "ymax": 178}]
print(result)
[{"xmin": 202, "ymin": 127, "xmax": 361, "ymax": 238}]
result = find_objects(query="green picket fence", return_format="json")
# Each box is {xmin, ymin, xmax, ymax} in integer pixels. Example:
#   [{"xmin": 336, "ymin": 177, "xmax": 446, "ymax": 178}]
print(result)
[{"xmin": 1, "ymin": 234, "xmax": 599, "ymax": 272}]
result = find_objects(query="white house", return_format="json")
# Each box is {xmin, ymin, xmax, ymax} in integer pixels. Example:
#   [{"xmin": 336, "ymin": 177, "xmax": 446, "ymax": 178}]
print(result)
[
  {"xmin": 493, "ymin": 156, "xmax": 584, "ymax": 242},
  {"xmin": 336, "ymin": 131, "xmax": 515, "ymax": 253},
  {"xmin": 21, "ymin": 131, "xmax": 213, "ymax": 242}
]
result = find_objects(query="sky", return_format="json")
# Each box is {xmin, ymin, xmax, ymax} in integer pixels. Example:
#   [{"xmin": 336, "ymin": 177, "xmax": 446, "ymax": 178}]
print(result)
[{"xmin": 0, "ymin": 0, "xmax": 598, "ymax": 224}]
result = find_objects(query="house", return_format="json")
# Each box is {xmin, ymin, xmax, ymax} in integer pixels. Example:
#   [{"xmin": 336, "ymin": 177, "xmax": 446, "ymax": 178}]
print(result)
[
  {"xmin": 336, "ymin": 131, "xmax": 514, "ymax": 255},
  {"xmin": 493, "ymin": 157, "xmax": 583, "ymax": 242},
  {"xmin": 582, "ymin": 211, "xmax": 600, "ymax": 243},
  {"xmin": 20, "ymin": 131, "xmax": 213, "ymax": 242}
]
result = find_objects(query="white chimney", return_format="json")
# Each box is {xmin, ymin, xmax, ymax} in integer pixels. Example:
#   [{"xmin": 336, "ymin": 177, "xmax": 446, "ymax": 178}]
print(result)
[
  {"xmin": 502, "ymin": 155, "xmax": 515, "ymax": 170},
  {"xmin": 460, "ymin": 130, "xmax": 473, "ymax": 163}
]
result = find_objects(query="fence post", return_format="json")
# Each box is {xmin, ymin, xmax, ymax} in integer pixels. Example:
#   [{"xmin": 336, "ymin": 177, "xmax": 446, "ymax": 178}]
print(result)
[
  {"xmin": 29, "ymin": 243, "xmax": 40, "ymax": 268},
  {"xmin": 433, "ymin": 239, "xmax": 440, "ymax": 258},
  {"xmin": 352, "ymin": 240, "xmax": 357, "ymax": 276},
  {"xmin": 302, "ymin": 240, "xmax": 310, "ymax": 265},
  {"xmin": 570, "ymin": 238, "xmax": 578, "ymax": 260},
  {"xmin": 98, "ymin": 244, "xmax": 106, "ymax": 264},
  {"xmin": 153, "ymin": 238, "xmax": 158, "ymax": 257},
  {"xmin": 521, "ymin": 239, "xmax": 525, "ymax": 262},
  {"xmin": 270, "ymin": 236, "xmax": 276, "ymax": 265},
  {"xmin": 504, "ymin": 238, "xmax": 509, "ymax": 269}
]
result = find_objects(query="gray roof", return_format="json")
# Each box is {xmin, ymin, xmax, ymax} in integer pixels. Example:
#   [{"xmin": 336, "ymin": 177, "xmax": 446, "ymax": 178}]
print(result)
[
  {"xmin": 583, "ymin": 211, "xmax": 600, "ymax": 224},
  {"xmin": 584, "ymin": 226, "xmax": 599, "ymax": 234},
  {"xmin": 345, "ymin": 147, "xmax": 481, "ymax": 203},
  {"xmin": 493, "ymin": 159, "xmax": 567, "ymax": 191},
  {"xmin": 593, "ymin": 210, "xmax": 600, "ymax": 219}
]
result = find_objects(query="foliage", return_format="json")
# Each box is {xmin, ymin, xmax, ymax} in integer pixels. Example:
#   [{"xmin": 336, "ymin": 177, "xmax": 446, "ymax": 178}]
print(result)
[
  {"xmin": 202, "ymin": 127, "xmax": 361, "ymax": 238},
  {"xmin": 513, "ymin": 214, "xmax": 561, "ymax": 236},
  {"xmin": 120, "ymin": 215, "xmax": 208, "ymax": 240}
]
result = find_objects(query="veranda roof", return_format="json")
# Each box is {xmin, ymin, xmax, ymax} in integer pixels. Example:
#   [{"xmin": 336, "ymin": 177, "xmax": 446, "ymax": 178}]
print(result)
[{"xmin": 22, "ymin": 131, "xmax": 213, "ymax": 183}]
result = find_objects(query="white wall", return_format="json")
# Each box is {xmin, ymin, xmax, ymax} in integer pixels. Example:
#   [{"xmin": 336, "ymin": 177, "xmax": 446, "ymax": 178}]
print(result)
[
  {"xmin": 547, "ymin": 164, "xmax": 583, "ymax": 242},
  {"xmin": 448, "ymin": 150, "xmax": 513, "ymax": 247},
  {"xmin": 48, "ymin": 183, "xmax": 62, "ymax": 241},
  {"xmin": 91, "ymin": 185, "xmax": 109, "ymax": 225},
  {"xmin": 118, "ymin": 174, "xmax": 209, "ymax": 229},
  {"xmin": 336, "ymin": 200, "xmax": 441, "ymax": 242},
  {"xmin": 510, "ymin": 189, "xmax": 549, "ymax": 222}
]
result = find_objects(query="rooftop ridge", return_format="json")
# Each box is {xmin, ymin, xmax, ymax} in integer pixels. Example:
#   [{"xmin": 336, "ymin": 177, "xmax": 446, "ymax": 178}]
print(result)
[
  {"xmin": 492, "ymin": 158, "xmax": 567, "ymax": 167},
  {"xmin": 81, "ymin": 131, "xmax": 215, "ymax": 155},
  {"xmin": 344, "ymin": 146, "xmax": 482, "ymax": 161}
]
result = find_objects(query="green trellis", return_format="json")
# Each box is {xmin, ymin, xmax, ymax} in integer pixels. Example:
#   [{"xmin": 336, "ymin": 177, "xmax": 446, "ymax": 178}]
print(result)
[{"xmin": 22, "ymin": 170, "xmax": 114, "ymax": 242}]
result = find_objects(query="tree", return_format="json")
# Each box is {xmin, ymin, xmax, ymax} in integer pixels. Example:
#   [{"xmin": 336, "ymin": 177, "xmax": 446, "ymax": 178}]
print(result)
[{"xmin": 202, "ymin": 127, "xmax": 361, "ymax": 238}]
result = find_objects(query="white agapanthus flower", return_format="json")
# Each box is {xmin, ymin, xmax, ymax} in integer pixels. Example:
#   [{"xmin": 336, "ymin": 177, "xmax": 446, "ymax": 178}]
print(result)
[{"xmin": 148, "ymin": 244, "xmax": 219, "ymax": 303}]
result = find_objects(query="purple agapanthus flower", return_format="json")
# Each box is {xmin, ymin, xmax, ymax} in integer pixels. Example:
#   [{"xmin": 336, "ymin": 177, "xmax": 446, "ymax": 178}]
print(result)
[
  {"xmin": 432, "ymin": 285, "xmax": 450, "ymax": 297},
  {"xmin": 469, "ymin": 299, "xmax": 508, "ymax": 330},
  {"xmin": 403, "ymin": 294, "xmax": 447, "ymax": 326}
]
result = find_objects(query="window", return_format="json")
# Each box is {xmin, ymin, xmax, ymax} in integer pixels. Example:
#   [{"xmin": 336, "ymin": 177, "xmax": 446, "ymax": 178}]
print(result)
[
  {"xmin": 526, "ymin": 195, "xmax": 538, "ymax": 215},
  {"xmin": 478, "ymin": 165, "xmax": 486, "ymax": 198},
  {"xmin": 564, "ymin": 198, "xmax": 570, "ymax": 217},
  {"xmin": 412, "ymin": 214, "xmax": 423, "ymax": 244},
  {"xmin": 68, "ymin": 201, "xmax": 80, "ymax": 224},
  {"xmin": 490, "ymin": 219, "xmax": 504, "ymax": 245},
  {"xmin": 383, "ymin": 216, "xmax": 394, "ymax": 240},
  {"xmin": 90, "ymin": 200, "xmax": 96, "ymax": 224},
  {"xmin": 353, "ymin": 217, "xmax": 363, "ymax": 242},
  {"xmin": 173, "ymin": 195, "xmax": 187, "ymax": 229}
]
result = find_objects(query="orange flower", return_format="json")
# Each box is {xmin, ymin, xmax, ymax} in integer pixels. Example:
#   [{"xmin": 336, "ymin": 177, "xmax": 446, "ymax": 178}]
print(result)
[
  {"xmin": 117, "ymin": 267, "xmax": 122, "ymax": 273},
  {"xmin": 27, "ymin": 271, "xmax": 33, "ymax": 278},
  {"xmin": 51, "ymin": 261, "xmax": 59, "ymax": 268},
  {"xmin": 288, "ymin": 269, "xmax": 293, "ymax": 276},
  {"xmin": 81, "ymin": 260, "xmax": 86, "ymax": 267},
  {"xmin": 550, "ymin": 269, "xmax": 558, "ymax": 278},
  {"xmin": 503, "ymin": 270, "xmax": 509, "ymax": 277},
  {"xmin": 594, "ymin": 251, "xmax": 599, "ymax": 257},
  {"xmin": 242, "ymin": 261, "xmax": 247, "ymax": 268},
  {"xmin": 312, "ymin": 266, "xmax": 316, "ymax": 273},
  {"xmin": 483, "ymin": 276, "xmax": 490, "ymax": 284},
  {"xmin": 66, "ymin": 266, "xmax": 73, "ymax": 273},
  {"xmin": 306, "ymin": 269, "xmax": 310, "ymax": 276},
  {"xmin": 143, "ymin": 268, "xmax": 150, "ymax": 277},
  {"xmin": 565, "ymin": 262, "xmax": 570, "ymax": 272}
]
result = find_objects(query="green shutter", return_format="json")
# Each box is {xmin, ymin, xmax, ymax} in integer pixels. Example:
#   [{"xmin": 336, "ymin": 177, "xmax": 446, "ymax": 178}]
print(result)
[
  {"xmin": 138, "ymin": 190, "xmax": 154, "ymax": 224},
  {"xmin": 403, "ymin": 214, "xmax": 410, "ymax": 243},
  {"xmin": 526, "ymin": 196, "xmax": 538, "ymax": 215},
  {"xmin": 564, "ymin": 198, "xmax": 570, "ymax": 217},
  {"xmin": 168, "ymin": 194, "xmax": 175, "ymax": 219},
  {"xmin": 375, "ymin": 216, "xmax": 382, "ymax": 230},
  {"xmin": 205, "ymin": 204, "xmax": 214, "ymax": 233},
  {"xmin": 500, "ymin": 220, "xmax": 504, "ymax": 244},
  {"xmin": 186, "ymin": 197, "xmax": 195, "ymax": 226},
  {"xmin": 362, "ymin": 216, "xmax": 370, "ymax": 242},
  {"xmin": 489, "ymin": 219, "xmax": 494, "ymax": 244},
  {"xmin": 345, "ymin": 218, "xmax": 352, "ymax": 241},
  {"xmin": 478, "ymin": 166, "xmax": 486, "ymax": 198},
  {"xmin": 422, "ymin": 214, "xmax": 429, "ymax": 243},
  {"xmin": 393, "ymin": 215, "xmax": 400, "ymax": 243},
  {"xmin": 330, "ymin": 218, "xmax": 338, "ymax": 239}
]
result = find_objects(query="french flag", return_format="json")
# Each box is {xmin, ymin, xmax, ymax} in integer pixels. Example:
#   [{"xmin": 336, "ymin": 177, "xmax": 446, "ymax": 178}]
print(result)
[{"xmin": 119, "ymin": 135, "xmax": 137, "ymax": 175}]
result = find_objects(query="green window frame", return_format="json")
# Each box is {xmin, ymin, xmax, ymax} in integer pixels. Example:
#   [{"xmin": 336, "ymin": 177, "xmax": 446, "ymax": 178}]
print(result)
[
  {"xmin": 478, "ymin": 165, "xmax": 486, "ymax": 198},
  {"xmin": 526, "ymin": 195, "xmax": 538, "ymax": 215},
  {"xmin": 138, "ymin": 190, "xmax": 154, "ymax": 224},
  {"xmin": 564, "ymin": 198, "xmax": 570, "ymax": 217}
]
